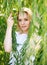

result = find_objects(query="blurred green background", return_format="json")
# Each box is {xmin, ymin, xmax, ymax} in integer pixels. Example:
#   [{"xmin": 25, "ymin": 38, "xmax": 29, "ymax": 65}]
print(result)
[{"xmin": 0, "ymin": 0, "xmax": 47, "ymax": 65}]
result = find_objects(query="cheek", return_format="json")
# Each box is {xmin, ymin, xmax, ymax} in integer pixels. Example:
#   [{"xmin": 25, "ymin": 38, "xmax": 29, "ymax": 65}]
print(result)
[
  {"xmin": 26, "ymin": 21, "xmax": 30, "ymax": 26},
  {"xmin": 18, "ymin": 22, "xmax": 21, "ymax": 28}
]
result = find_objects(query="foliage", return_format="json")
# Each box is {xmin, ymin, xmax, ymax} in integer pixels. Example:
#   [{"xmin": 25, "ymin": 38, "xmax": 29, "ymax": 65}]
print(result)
[{"xmin": 0, "ymin": 0, "xmax": 47, "ymax": 65}]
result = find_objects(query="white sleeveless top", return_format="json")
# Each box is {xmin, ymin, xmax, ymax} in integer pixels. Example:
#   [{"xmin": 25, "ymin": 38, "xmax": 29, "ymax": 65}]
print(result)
[{"xmin": 9, "ymin": 32, "xmax": 41, "ymax": 65}]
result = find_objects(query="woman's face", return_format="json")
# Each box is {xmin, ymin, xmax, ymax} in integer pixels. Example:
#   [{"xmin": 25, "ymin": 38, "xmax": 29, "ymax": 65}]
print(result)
[{"xmin": 18, "ymin": 12, "xmax": 31, "ymax": 33}]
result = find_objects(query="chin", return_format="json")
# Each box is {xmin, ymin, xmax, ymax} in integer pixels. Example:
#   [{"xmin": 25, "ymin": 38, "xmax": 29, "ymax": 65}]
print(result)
[{"xmin": 21, "ymin": 29, "xmax": 28, "ymax": 33}]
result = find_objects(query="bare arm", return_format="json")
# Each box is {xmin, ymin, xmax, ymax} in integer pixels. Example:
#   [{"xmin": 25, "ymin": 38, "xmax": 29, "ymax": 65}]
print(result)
[{"xmin": 4, "ymin": 13, "xmax": 14, "ymax": 53}]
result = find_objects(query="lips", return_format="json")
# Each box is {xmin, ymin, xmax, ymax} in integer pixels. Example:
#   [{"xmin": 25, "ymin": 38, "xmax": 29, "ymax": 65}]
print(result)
[
  {"xmin": 22, "ymin": 26, "xmax": 27, "ymax": 28},
  {"xmin": 22, "ymin": 26, "xmax": 26, "ymax": 27}
]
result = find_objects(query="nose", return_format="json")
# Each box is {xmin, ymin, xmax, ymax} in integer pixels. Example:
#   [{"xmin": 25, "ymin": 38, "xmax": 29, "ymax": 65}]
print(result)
[{"xmin": 21, "ymin": 20, "xmax": 25, "ymax": 25}]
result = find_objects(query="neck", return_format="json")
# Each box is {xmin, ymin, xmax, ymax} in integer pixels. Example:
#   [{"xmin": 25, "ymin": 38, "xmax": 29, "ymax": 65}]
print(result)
[{"xmin": 19, "ymin": 30, "xmax": 28, "ymax": 34}]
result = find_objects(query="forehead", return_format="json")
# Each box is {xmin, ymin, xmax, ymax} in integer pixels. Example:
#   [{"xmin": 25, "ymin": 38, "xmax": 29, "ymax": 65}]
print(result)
[{"xmin": 18, "ymin": 12, "xmax": 29, "ymax": 19}]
